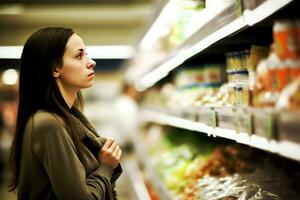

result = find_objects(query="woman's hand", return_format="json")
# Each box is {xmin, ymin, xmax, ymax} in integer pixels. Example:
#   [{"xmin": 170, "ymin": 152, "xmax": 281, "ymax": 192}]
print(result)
[{"xmin": 98, "ymin": 139, "xmax": 122, "ymax": 169}]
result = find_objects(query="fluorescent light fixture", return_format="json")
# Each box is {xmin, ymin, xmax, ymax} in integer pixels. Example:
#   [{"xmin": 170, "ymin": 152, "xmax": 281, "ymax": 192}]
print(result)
[
  {"xmin": 0, "ymin": 4, "xmax": 24, "ymax": 15},
  {"xmin": 2, "ymin": 69, "xmax": 18, "ymax": 85},
  {"xmin": 0, "ymin": 46, "xmax": 23, "ymax": 59},
  {"xmin": 86, "ymin": 45, "xmax": 133, "ymax": 59},
  {"xmin": 0, "ymin": 45, "xmax": 133, "ymax": 59},
  {"xmin": 139, "ymin": 0, "xmax": 179, "ymax": 51},
  {"xmin": 244, "ymin": 0, "xmax": 292, "ymax": 26}
]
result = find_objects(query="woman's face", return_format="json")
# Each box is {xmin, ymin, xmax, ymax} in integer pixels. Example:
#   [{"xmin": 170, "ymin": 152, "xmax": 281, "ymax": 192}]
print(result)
[{"xmin": 54, "ymin": 34, "xmax": 96, "ymax": 90}]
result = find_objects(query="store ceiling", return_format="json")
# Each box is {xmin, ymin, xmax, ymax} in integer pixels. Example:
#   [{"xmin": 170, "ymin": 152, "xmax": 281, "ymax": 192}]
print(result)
[{"xmin": 0, "ymin": 0, "xmax": 154, "ymax": 46}]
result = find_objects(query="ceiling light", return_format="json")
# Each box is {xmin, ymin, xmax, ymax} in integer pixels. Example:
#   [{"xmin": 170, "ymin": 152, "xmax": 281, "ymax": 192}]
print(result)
[
  {"xmin": 0, "ymin": 45, "xmax": 133, "ymax": 59},
  {"xmin": 2, "ymin": 69, "xmax": 19, "ymax": 85},
  {"xmin": 0, "ymin": 4, "xmax": 24, "ymax": 15},
  {"xmin": 86, "ymin": 45, "xmax": 134, "ymax": 59}
]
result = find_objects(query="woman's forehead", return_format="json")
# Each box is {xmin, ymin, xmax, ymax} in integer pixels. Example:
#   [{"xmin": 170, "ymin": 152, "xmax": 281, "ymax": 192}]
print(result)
[{"xmin": 65, "ymin": 34, "xmax": 85, "ymax": 53}]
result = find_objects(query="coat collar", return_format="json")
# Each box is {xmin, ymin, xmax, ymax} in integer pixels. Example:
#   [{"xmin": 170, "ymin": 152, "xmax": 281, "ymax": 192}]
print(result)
[{"xmin": 70, "ymin": 107, "xmax": 106, "ymax": 148}]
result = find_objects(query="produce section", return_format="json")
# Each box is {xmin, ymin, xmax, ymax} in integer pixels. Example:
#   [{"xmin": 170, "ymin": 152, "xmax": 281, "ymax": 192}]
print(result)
[{"xmin": 135, "ymin": 127, "xmax": 300, "ymax": 200}]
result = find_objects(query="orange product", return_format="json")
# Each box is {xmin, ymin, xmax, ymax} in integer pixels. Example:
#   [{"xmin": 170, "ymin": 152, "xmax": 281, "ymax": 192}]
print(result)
[
  {"xmin": 296, "ymin": 20, "xmax": 300, "ymax": 51},
  {"xmin": 267, "ymin": 68, "xmax": 276, "ymax": 91},
  {"xmin": 273, "ymin": 20, "xmax": 298, "ymax": 59},
  {"xmin": 267, "ymin": 53, "xmax": 281, "ymax": 91},
  {"xmin": 275, "ymin": 65, "xmax": 289, "ymax": 91},
  {"xmin": 256, "ymin": 60, "xmax": 269, "ymax": 91},
  {"xmin": 276, "ymin": 75, "xmax": 300, "ymax": 110},
  {"xmin": 288, "ymin": 59, "xmax": 300, "ymax": 81}
]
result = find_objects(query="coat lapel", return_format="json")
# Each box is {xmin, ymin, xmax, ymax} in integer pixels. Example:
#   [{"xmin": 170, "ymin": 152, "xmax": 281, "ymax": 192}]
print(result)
[{"xmin": 70, "ymin": 107, "xmax": 106, "ymax": 156}]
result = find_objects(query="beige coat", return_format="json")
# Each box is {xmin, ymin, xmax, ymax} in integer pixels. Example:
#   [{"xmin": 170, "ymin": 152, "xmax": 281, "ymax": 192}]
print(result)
[{"xmin": 17, "ymin": 108, "xmax": 122, "ymax": 200}]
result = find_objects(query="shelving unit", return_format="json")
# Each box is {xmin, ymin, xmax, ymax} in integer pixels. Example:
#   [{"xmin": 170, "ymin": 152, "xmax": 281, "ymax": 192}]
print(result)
[
  {"xmin": 139, "ymin": 108, "xmax": 300, "ymax": 162},
  {"xmin": 127, "ymin": 0, "xmax": 294, "ymax": 91},
  {"xmin": 127, "ymin": 0, "xmax": 300, "ymax": 199}
]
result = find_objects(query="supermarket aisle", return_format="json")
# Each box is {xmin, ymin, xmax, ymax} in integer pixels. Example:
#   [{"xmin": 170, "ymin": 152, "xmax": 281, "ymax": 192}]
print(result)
[{"xmin": 115, "ymin": 152, "xmax": 151, "ymax": 200}]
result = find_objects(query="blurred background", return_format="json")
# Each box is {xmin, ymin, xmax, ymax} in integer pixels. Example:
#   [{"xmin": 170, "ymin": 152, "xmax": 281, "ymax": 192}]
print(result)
[
  {"xmin": 1, "ymin": 0, "xmax": 300, "ymax": 200},
  {"xmin": 0, "ymin": 1, "xmax": 155, "ymax": 199}
]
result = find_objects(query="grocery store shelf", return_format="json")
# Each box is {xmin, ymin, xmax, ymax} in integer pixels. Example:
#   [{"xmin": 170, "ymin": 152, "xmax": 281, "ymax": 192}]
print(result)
[
  {"xmin": 139, "ymin": 0, "xmax": 173, "ymax": 51},
  {"xmin": 243, "ymin": 0, "xmax": 292, "ymax": 26},
  {"xmin": 133, "ymin": 132, "xmax": 174, "ymax": 200},
  {"xmin": 140, "ymin": 108, "xmax": 300, "ymax": 162},
  {"xmin": 133, "ymin": 0, "xmax": 293, "ymax": 91}
]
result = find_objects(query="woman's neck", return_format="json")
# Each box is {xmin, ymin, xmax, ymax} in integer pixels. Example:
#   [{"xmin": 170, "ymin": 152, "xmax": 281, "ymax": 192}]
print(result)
[{"xmin": 56, "ymin": 81, "xmax": 78, "ymax": 109}]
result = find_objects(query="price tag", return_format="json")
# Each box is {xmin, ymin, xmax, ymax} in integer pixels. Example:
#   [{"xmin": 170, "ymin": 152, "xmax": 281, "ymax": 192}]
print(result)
[
  {"xmin": 265, "ymin": 114, "xmax": 274, "ymax": 140},
  {"xmin": 245, "ymin": 112, "xmax": 253, "ymax": 135},
  {"xmin": 211, "ymin": 108, "xmax": 217, "ymax": 128},
  {"xmin": 233, "ymin": 108, "xmax": 239, "ymax": 133}
]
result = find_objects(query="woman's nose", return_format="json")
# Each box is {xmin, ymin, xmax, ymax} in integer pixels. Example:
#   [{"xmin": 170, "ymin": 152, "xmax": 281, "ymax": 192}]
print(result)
[{"xmin": 87, "ymin": 58, "xmax": 96, "ymax": 69}]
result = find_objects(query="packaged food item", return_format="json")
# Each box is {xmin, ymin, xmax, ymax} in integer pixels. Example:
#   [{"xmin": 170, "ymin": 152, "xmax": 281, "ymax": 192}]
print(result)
[
  {"xmin": 196, "ymin": 175, "xmax": 282, "ymax": 200},
  {"xmin": 232, "ymin": 51, "xmax": 243, "ymax": 71},
  {"xmin": 295, "ymin": 20, "xmax": 300, "ymax": 52},
  {"xmin": 241, "ymin": 50, "xmax": 250, "ymax": 69},
  {"xmin": 182, "ymin": 0, "xmax": 205, "ymax": 39},
  {"xmin": 254, "ymin": 58, "xmax": 281, "ymax": 107},
  {"xmin": 170, "ymin": 0, "xmax": 205, "ymax": 47},
  {"xmin": 204, "ymin": 64, "xmax": 225, "ymax": 83},
  {"xmin": 175, "ymin": 67, "xmax": 205, "ymax": 88},
  {"xmin": 249, "ymin": 45, "xmax": 269, "ymax": 71},
  {"xmin": 255, "ymin": 60, "xmax": 268, "ymax": 91},
  {"xmin": 276, "ymin": 75, "xmax": 300, "ymax": 110},
  {"xmin": 275, "ymin": 61, "xmax": 289, "ymax": 91},
  {"xmin": 273, "ymin": 20, "xmax": 298, "ymax": 59},
  {"xmin": 234, "ymin": 70, "xmax": 250, "ymax": 107},
  {"xmin": 288, "ymin": 59, "xmax": 300, "ymax": 81},
  {"xmin": 226, "ymin": 52, "xmax": 234, "ymax": 72},
  {"xmin": 235, "ymin": 85, "xmax": 250, "ymax": 107},
  {"xmin": 267, "ymin": 52, "xmax": 281, "ymax": 91}
]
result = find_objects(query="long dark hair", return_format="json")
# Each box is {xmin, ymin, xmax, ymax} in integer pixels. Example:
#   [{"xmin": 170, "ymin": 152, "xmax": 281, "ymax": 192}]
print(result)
[{"xmin": 8, "ymin": 27, "xmax": 85, "ymax": 191}]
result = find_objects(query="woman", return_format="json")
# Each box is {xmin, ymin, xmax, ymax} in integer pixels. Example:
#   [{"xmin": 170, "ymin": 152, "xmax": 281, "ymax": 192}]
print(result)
[{"xmin": 8, "ymin": 27, "xmax": 122, "ymax": 200}]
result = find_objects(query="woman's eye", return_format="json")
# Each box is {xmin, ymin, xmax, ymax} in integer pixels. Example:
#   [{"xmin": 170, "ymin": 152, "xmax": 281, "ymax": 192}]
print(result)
[
  {"xmin": 76, "ymin": 51, "xmax": 87, "ymax": 59},
  {"xmin": 77, "ymin": 53, "xmax": 83, "ymax": 59}
]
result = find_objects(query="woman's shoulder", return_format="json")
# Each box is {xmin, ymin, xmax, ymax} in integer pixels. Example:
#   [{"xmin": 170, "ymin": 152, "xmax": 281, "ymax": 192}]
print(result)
[{"xmin": 30, "ymin": 109, "xmax": 65, "ymax": 130}]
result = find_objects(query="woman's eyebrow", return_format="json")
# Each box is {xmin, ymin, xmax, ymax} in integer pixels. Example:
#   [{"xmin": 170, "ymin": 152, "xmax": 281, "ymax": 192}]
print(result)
[{"xmin": 74, "ymin": 48, "xmax": 86, "ymax": 53}]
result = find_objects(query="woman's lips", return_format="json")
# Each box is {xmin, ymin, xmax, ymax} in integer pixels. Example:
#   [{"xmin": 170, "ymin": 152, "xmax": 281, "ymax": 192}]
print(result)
[{"xmin": 88, "ymin": 72, "xmax": 95, "ymax": 77}]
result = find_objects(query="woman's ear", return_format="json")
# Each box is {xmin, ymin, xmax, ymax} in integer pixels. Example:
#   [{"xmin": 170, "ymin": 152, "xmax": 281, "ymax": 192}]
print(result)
[{"xmin": 53, "ymin": 67, "xmax": 60, "ymax": 78}]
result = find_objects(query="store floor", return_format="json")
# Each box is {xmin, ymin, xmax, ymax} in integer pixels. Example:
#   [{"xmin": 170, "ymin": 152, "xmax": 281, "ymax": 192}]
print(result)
[{"xmin": 0, "ymin": 153, "xmax": 140, "ymax": 200}]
